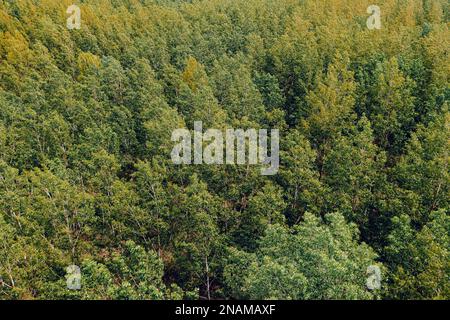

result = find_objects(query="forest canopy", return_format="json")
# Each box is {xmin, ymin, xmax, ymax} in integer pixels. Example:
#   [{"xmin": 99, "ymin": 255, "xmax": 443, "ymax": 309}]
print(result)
[{"xmin": 0, "ymin": 0, "xmax": 448, "ymax": 300}]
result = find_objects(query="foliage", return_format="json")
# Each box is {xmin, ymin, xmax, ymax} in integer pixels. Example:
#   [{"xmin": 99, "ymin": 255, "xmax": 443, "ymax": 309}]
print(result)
[{"xmin": 0, "ymin": 0, "xmax": 448, "ymax": 300}]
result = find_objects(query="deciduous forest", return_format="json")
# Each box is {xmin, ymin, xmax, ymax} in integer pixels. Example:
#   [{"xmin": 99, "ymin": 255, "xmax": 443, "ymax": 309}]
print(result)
[{"xmin": 0, "ymin": 0, "xmax": 448, "ymax": 300}]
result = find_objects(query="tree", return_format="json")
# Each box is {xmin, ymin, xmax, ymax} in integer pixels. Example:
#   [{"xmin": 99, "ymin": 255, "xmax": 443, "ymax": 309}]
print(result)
[
  {"xmin": 224, "ymin": 212, "xmax": 381, "ymax": 299},
  {"xmin": 385, "ymin": 210, "xmax": 449, "ymax": 299},
  {"xmin": 392, "ymin": 111, "xmax": 449, "ymax": 225}
]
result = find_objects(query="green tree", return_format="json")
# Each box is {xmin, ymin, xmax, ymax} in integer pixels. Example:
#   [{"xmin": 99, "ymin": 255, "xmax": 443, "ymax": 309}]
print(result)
[
  {"xmin": 385, "ymin": 210, "xmax": 449, "ymax": 299},
  {"xmin": 225, "ymin": 212, "xmax": 381, "ymax": 299}
]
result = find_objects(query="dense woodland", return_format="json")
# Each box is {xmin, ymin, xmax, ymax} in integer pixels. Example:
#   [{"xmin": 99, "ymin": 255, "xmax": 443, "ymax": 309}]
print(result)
[{"xmin": 0, "ymin": 0, "xmax": 448, "ymax": 300}]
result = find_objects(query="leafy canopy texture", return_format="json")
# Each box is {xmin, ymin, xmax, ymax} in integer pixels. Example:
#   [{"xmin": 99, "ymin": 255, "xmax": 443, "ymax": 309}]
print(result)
[
  {"xmin": 224, "ymin": 212, "xmax": 379, "ymax": 299},
  {"xmin": 0, "ymin": 0, "xmax": 449, "ymax": 299}
]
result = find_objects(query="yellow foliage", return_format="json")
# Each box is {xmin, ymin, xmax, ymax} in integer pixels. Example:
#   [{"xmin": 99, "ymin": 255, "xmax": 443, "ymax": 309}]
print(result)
[
  {"xmin": 0, "ymin": 31, "xmax": 32, "ymax": 67},
  {"xmin": 77, "ymin": 51, "xmax": 101, "ymax": 77}
]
